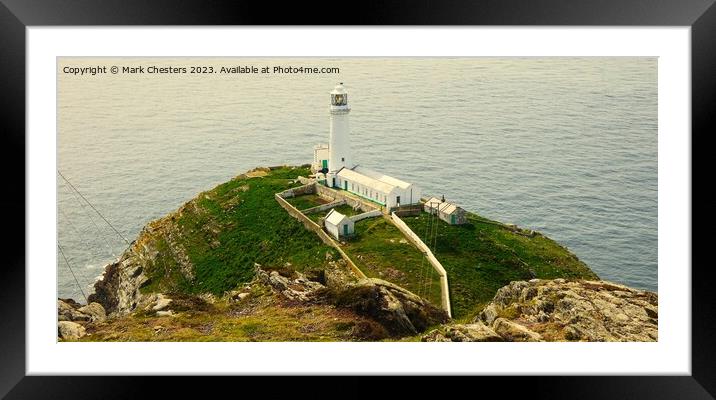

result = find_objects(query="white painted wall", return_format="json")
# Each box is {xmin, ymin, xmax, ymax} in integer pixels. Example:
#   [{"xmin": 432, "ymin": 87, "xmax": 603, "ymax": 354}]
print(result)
[
  {"xmin": 391, "ymin": 212, "xmax": 452, "ymax": 318},
  {"xmin": 325, "ymin": 222, "xmax": 340, "ymax": 239},
  {"xmin": 349, "ymin": 209, "xmax": 382, "ymax": 223},
  {"xmin": 313, "ymin": 145, "xmax": 329, "ymax": 172},
  {"xmin": 328, "ymin": 85, "xmax": 351, "ymax": 173},
  {"xmin": 392, "ymin": 185, "xmax": 421, "ymax": 207},
  {"xmin": 325, "ymin": 217, "xmax": 354, "ymax": 240}
]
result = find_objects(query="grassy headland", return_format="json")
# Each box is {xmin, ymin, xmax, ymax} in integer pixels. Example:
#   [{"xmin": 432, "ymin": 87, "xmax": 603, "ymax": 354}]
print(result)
[
  {"xmin": 139, "ymin": 166, "xmax": 339, "ymax": 296},
  {"xmin": 404, "ymin": 213, "xmax": 597, "ymax": 320},
  {"xmin": 134, "ymin": 165, "xmax": 595, "ymax": 323}
]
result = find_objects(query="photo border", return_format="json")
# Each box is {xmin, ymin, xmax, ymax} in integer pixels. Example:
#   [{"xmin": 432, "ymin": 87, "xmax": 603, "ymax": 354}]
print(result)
[{"xmin": 2, "ymin": 0, "xmax": 714, "ymax": 397}]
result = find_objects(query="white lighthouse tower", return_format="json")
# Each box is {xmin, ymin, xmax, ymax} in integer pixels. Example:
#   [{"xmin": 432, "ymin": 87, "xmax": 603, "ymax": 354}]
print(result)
[{"xmin": 326, "ymin": 83, "xmax": 351, "ymax": 187}]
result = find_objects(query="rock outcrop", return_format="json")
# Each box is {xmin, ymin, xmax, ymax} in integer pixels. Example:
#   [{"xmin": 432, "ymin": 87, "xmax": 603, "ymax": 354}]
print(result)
[
  {"xmin": 58, "ymin": 299, "xmax": 106, "ymax": 323},
  {"xmin": 423, "ymin": 321, "xmax": 502, "ymax": 342},
  {"xmin": 88, "ymin": 252, "xmax": 148, "ymax": 316},
  {"xmin": 256, "ymin": 264, "xmax": 448, "ymax": 337},
  {"xmin": 336, "ymin": 278, "xmax": 449, "ymax": 336},
  {"xmin": 77, "ymin": 302, "xmax": 107, "ymax": 322},
  {"xmin": 57, "ymin": 299, "xmax": 108, "ymax": 340},
  {"xmin": 88, "ymin": 206, "xmax": 197, "ymax": 315},
  {"xmin": 256, "ymin": 268, "xmax": 326, "ymax": 303},
  {"xmin": 58, "ymin": 298, "xmax": 90, "ymax": 322},
  {"xmin": 58, "ymin": 321, "xmax": 86, "ymax": 340},
  {"xmin": 424, "ymin": 279, "xmax": 658, "ymax": 342}
]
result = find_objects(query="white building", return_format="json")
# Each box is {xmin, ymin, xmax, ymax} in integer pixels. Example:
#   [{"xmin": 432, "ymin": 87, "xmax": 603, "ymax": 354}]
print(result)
[
  {"xmin": 313, "ymin": 144, "xmax": 329, "ymax": 173},
  {"xmin": 424, "ymin": 196, "xmax": 467, "ymax": 225},
  {"xmin": 324, "ymin": 209, "xmax": 354, "ymax": 239},
  {"xmin": 313, "ymin": 83, "xmax": 421, "ymax": 210},
  {"xmin": 336, "ymin": 166, "xmax": 421, "ymax": 209}
]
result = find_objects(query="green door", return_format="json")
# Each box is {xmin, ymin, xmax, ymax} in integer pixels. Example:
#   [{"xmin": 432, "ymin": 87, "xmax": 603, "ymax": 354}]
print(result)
[
  {"xmin": 344, "ymin": 181, "xmax": 348, "ymax": 190},
  {"xmin": 451, "ymin": 214, "xmax": 456, "ymax": 224},
  {"xmin": 322, "ymin": 160, "xmax": 328, "ymax": 170},
  {"xmin": 343, "ymin": 224, "xmax": 348, "ymax": 236}
]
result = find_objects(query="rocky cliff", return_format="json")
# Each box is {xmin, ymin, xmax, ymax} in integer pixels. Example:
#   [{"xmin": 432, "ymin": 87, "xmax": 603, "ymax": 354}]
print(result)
[
  {"xmin": 64, "ymin": 165, "xmax": 655, "ymax": 342},
  {"xmin": 88, "ymin": 166, "xmax": 333, "ymax": 316},
  {"xmin": 64, "ymin": 261, "xmax": 446, "ymax": 341},
  {"xmin": 423, "ymin": 278, "xmax": 658, "ymax": 342}
]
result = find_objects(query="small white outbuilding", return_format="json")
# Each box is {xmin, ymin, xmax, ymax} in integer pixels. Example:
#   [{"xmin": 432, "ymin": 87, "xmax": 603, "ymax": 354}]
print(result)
[
  {"xmin": 324, "ymin": 209, "xmax": 354, "ymax": 240},
  {"xmin": 424, "ymin": 197, "xmax": 467, "ymax": 225}
]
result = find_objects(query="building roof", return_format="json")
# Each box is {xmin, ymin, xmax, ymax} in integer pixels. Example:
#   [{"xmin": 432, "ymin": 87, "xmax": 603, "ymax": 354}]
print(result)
[
  {"xmin": 337, "ymin": 168, "xmax": 397, "ymax": 194},
  {"xmin": 325, "ymin": 209, "xmax": 350, "ymax": 226},
  {"xmin": 439, "ymin": 203, "xmax": 459, "ymax": 215},
  {"xmin": 330, "ymin": 83, "xmax": 347, "ymax": 95},
  {"xmin": 352, "ymin": 166, "xmax": 412, "ymax": 189},
  {"xmin": 424, "ymin": 197, "xmax": 462, "ymax": 215},
  {"xmin": 424, "ymin": 197, "xmax": 443, "ymax": 207}
]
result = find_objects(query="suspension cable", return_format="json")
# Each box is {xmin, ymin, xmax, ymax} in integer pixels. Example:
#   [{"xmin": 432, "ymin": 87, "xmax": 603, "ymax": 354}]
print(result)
[
  {"xmin": 57, "ymin": 170, "xmax": 130, "ymax": 245},
  {"xmin": 59, "ymin": 181, "xmax": 117, "ymax": 258},
  {"xmin": 58, "ymin": 243, "xmax": 88, "ymax": 304}
]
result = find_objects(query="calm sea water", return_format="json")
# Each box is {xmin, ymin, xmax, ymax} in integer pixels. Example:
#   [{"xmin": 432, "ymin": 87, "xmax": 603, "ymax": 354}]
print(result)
[{"xmin": 58, "ymin": 57, "xmax": 657, "ymax": 301}]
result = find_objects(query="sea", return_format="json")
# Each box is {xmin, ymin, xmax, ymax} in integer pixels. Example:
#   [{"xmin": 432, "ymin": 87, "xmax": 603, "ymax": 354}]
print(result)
[{"xmin": 58, "ymin": 57, "xmax": 657, "ymax": 302}]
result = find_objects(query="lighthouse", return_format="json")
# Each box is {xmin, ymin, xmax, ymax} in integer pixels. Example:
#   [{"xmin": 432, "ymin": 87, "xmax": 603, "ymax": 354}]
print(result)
[
  {"xmin": 326, "ymin": 83, "xmax": 351, "ymax": 186},
  {"xmin": 311, "ymin": 83, "xmax": 421, "ymax": 210}
]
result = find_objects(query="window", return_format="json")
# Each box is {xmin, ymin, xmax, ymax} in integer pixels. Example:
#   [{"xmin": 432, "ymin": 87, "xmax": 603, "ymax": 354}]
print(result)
[
  {"xmin": 332, "ymin": 93, "xmax": 347, "ymax": 106},
  {"xmin": 341, "ymin": 157, "xmax": 345, "ymax": 162}
]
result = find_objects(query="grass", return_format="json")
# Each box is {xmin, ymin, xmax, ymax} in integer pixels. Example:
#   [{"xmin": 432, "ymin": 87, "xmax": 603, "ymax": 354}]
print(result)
[
  {"xmin": 404, "ymin": 212, "xmax": 598, "ymax": 321},
  {"xmin": 134, "ymin": 164, "xmax": 596, "ymax": 325},
  {"xmin": 328, "ymin": 204, "xmax": 360, "ymax": 217},
  {"xmin": 79, "ymin": 289, "xmax": 386, "ymax": 342},
  {"xmin": 304, "ymin": 203, "xmax": 361, "ymax": 223},
  {"xmin": 285, "ymin": 194, "xmax": 328, "ymax": 211},
  {"xmin": 139, "ymin": 166, "xmax": 340, "ymax": 296},
  {"xmin": 340, "ymin": 217, "xmax": 442, "ymax": 307}
]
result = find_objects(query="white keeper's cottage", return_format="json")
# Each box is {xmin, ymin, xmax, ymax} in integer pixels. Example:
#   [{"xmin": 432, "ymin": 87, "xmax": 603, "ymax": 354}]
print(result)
[{"xmin": 312, "ymin": 83, "xmax": 422, "ymax": 210}]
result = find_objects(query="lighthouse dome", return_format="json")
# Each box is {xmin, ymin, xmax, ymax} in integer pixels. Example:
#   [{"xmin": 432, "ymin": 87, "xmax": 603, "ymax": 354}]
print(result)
[{"xmin": 331, "ymin": 82, "xmax": 347, "ymax": 95}]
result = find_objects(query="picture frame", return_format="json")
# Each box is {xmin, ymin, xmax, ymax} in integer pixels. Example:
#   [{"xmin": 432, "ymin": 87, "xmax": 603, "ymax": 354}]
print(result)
[{"xmin": 2, "ymin": 0, "xmax": 713, "ymax": 396}]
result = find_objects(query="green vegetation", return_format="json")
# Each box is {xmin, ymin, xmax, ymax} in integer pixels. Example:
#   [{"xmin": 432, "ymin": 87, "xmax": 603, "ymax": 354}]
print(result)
[
  {"xmin": 285, "ymin": 193, "xmax": 328, "ymax": 211},
  {"xmin": 140, "ymin": 166, "xmax": 339, "ymax": 296},
  {"xmin": 326, "ymin": 204, "xmax": 359, "ymax": 217},
  {"xmin": 137, "ymin": 165, "xmax": 595, "ymax": 324},
  {"xmin": 304, "ymin": 203, "xmax": 360, "ymax": 223},
  {"xmin": 404, "ymin": 212, "xmax": 597, "ymax": 321},
  {"xmin": 341, "ymin": 217, "xmax": 442, "ymax": 306},
  {"xmin": 81, "ymin": 287, "xmax": 386, "ymax": 342}
]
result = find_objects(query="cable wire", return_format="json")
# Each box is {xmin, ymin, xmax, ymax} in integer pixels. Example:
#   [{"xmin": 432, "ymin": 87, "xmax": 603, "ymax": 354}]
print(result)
[
  {"xmin": 58, "ymin": 243, "xmax": 88, "ymax": 304},
  {"xmin": 57, "ymin": 170, "xmax": 130, "ymax": 245}
]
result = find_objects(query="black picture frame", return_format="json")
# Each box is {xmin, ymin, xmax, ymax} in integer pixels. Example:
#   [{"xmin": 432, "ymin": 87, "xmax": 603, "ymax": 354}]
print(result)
[{"xmin": 2, "ymin": 0, "xmax": 713, "ymax": 397}]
